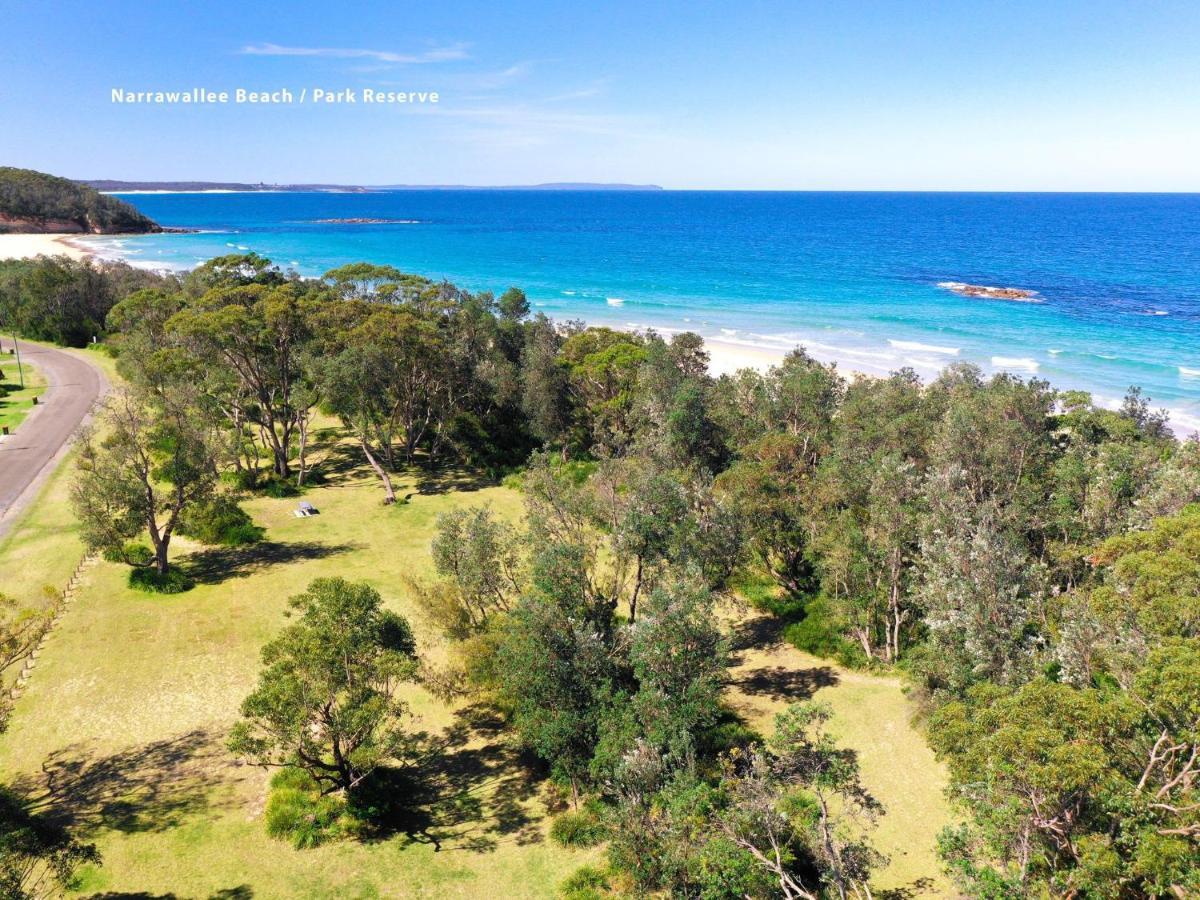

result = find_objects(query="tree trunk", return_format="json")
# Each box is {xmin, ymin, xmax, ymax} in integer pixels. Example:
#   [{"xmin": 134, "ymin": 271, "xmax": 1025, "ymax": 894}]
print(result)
[
  {"xmin": 154, "ymin": 538, "xmax": 170, "ymax": 575},
  {"xmin": 854, "ymin": 628, "xmax": 873, "ymax": 661},
  {"xmin": 629, "ymin": 556, "xmax": 645, "ymax": 623},
  {"xmin": 361, "ymin": 439, "xmax": 396, "ymax": 504},
  {"xmin": 296, "ymin": 415, "xmax": 309, "ymax": 486},
  {"xmin": 886, "ymin": 552, "xmax": 903, "ymax": 662}
]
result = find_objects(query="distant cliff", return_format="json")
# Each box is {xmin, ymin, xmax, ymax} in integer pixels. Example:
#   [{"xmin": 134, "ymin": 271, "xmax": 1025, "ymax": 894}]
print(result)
[
  {"xmin": 82, "ymin": 180, "xmax": 665, "ymax": 193},
  {"xmin": 369, "ymin": 182, "xmax": 665, "ymax": 191},
  {"xmin": 0, "ymin": 168, "xmax": 160, "ymax": 234},
  {"xmin": 84, "ymin": 180, "xmax": 372, "ymax": 193}
]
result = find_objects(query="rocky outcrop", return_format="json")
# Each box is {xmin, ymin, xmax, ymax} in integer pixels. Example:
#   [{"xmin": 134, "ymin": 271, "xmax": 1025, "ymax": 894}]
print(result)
[
  {"xmin": 937, "ymin": 281, "xmax": 1042, "ymax": 302},
  {"xmin": 0, "ymin": 167, "xmax": 161, "ymax": 234},
  {"xmin": 0, "ymin": 213, "xmax": 88, "ymax": 234},
  {"xmin": 0, "ymin": 212, "xmax": 163, "ymax": 235},
  {"xmin": 314, "ymin": 218, "xmax": 419, "ymax": 224}
]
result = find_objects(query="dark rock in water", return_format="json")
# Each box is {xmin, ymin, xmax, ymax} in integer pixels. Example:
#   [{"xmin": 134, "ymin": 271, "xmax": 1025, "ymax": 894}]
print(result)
[
  {"xmin": 937, "ymin": 281, "xmax": 1042, "ymax": 302},
  {"xmin": 314, "ymin": 217, "xmax": 419, "ymax": 225}
]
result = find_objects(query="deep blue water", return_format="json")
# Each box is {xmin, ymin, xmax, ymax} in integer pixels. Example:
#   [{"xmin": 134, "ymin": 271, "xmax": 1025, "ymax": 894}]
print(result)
[{"xmin": 85, "ymin": 191, "xmax": 1200, "ymax": 432}]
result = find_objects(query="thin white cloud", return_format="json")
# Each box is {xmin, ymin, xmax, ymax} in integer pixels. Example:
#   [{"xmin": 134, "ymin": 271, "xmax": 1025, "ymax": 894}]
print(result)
[
  {"xmin": 240, "ymin": 42, "xmax": 469, "ymax": 64},
  {"xmin": 541, "ymin": 80, "xmax": 610, "ymax": 104},
  {"xmin": 474, "ymin": 61, "xmax": 534, "ymax": 89}
]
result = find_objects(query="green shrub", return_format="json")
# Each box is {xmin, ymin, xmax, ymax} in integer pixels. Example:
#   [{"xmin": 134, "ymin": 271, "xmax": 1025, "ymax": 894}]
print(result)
[
  {"xmin": 128, "ymin": 567, "xmax": 193, "ymax": 594},
  {"xmin": 224, "ymin": 469, "xmax": 259, "ymax": 491},
  {"xmin": 222, "ymin": 522, "xmax": 266, "ymax": 545},
  {"xmin": 699, "ymin": 714, "xmax": 762, "ymax": 757},
  {"xmin": 89, "ymin": 341, "xmax": 119, "ymax": 358},
  {"xmin": 733, "ymin": 570, "xmax": 806, "ymax": 620},
  {"xmin": 782, "ymin": 596, "xmax": 866, "ymax": 668},
  {"xmin": 102, "ymin": 542, "xmax": 153, "ymax": 566},
  {"xmin": 178, "ymin": 495, "xmax": 264, "ymax": 546},
  {"xmin": 261, "ymin": 476, "xmax": 299, "ymax": 498},
  {"xmin": 550, "ymin": 806, "xmax": 607, "ymax": 848},
  {"xmin": 559, "ymin": 865, "xmax": 611, "ymax": 900},
  {"xmin": 264, "ymin": 768, "xmax": 358, "ymax": 849}
]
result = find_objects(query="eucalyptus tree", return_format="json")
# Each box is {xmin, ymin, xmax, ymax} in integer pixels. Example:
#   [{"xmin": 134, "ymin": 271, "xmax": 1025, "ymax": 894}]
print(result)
[
  {"xmin": 228, "ymin": 578, "xmax": 419, "ymax": 795},
  {"xmin": 718, "ymin": 703, "xmax": 885, "ymax": 900},
  {"xmin": 168, "ymin": 280, "xmax": 320, "ymax": 479},
  {"xmin": 71, "ymin": 385, "xmax": 219, "ymax": 578}
]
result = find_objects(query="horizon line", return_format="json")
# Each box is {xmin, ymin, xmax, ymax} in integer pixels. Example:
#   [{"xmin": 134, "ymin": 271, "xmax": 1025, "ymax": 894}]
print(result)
[{"xmin": 83, "ymin": 182, "xmax": 1200, "ymax": 196}]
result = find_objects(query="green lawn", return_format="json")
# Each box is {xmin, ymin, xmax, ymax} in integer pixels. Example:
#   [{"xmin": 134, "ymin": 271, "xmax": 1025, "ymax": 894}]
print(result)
[{"xmin": 0, "ymin": 351, "xmax": 47, "ymax": 432}]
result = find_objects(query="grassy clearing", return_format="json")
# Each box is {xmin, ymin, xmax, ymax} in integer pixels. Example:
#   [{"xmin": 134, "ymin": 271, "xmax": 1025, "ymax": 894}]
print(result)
[
  {"xmin": 724, "ymin": 608, "xmax": 954, "ymax": 898},
  {"xmin": 0, "ymin": 351, "xmax": 47, "ymax": 432},
  {"xmin": 0, "ymin": 433, "xmax": 598, "ymax": 899}
]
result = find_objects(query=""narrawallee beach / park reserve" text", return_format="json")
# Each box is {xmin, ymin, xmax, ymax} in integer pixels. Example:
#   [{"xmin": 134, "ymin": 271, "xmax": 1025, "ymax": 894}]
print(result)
[{"xmin": 111, "ymin": 87, "xmax": 439, "ymax": 105}]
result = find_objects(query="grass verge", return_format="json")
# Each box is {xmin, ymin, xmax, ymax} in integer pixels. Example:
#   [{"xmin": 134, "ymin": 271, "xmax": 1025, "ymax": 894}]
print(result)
[{"xmin": 0, "ymin": 352, "xmax": 47, "ymax": 433}]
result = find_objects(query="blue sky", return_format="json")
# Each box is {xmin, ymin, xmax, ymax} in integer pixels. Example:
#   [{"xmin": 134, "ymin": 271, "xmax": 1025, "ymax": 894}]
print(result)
[{"xmin": 2, "ymin": 0, "xmax": 1198, "ymax": 189}]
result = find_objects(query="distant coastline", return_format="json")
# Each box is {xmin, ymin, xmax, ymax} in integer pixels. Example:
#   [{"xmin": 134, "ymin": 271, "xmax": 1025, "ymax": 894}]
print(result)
[{"xmin": 89, "ymin": 180, "xmax": 665, "ymax": 194}]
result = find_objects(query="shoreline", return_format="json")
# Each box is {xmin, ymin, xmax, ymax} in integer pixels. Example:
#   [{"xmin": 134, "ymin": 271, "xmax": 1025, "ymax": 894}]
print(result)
[
  {"xmin": 5, "ymin": 231, "xmax": 1196, "ymax": 435},
  {"xmin": 0, "ymin": 233, "xmax": 95, "ymax": 262},
  {"xmin": 0, "ymin": 233, "xmax": 794, "ymax": 378}
]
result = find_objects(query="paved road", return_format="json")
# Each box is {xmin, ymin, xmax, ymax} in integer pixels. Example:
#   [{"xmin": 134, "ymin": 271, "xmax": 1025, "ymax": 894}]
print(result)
[{"xmin": 0, "ymin": 342, "xmax": 107, "ymax": 541}]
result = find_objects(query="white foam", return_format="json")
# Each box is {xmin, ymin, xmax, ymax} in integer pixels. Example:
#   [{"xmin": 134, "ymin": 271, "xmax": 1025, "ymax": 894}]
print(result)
[
  {"xmin": 606, "ymin": 297, "xmax": 625, "ymax": 306},
  {"xmin": 1166, "ymin": 407, "xmax": 1200, "ymax": 436},
  {"xmin": 1048, "ymin": 348, "xmax": 1063, "ymax": 356},
  {"xmin": 1179, "ymin": 366, "xmax": 1200, "ymax": 379},
  {"xmin": 1144, "ymin": 309, "xmax": 1169, "ymax": 316},
  {"xmin": 905, "ymin": 355, "xmax": 952, "ymax": 371},
  {"xmin": 563, "ymin": 290, "xmax": 576, "ymax": 296},
  {"xmin": 992, "ymin": 356, "xmax": 1040, "ymax": 373},
  {"xmin": 888, "ymin": 339, "xmax": 960, "ymax": 355},
  {"xmin": 720, "ymin": 328, "xmax": 738, "ymax": 336},
  {"xmin": 236, "ymin": 245, "xmax": 249, "ymax": 250}
]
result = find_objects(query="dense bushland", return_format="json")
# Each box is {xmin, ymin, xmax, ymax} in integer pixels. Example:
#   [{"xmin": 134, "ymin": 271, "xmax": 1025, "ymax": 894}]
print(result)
[{"xmin": 5, "ymin": 248, "xmax": 1196, "ymax": 896}]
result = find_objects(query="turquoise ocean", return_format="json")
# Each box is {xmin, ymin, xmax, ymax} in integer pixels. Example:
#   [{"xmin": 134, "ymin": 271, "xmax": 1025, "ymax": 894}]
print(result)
[{"xmin": 83, "ymin": 191, "xmax": 1200, "ymax": 433}]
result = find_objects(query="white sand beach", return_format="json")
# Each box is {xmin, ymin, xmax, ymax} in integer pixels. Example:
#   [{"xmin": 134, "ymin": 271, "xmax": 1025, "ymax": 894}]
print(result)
[
  {"xmin": 0, "ymin": 233, "xmax": 93, "ymax": 261},
  {"xmin": 702, "ymin": 337, "xmax": 788, "ymax": 375}
]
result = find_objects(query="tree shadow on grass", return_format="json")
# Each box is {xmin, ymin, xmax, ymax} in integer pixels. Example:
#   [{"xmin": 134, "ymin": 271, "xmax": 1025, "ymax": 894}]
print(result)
[
  {"xmin": 731, "ymin": 664, "xmax": 840, "ymax": 702},
  {"xmin": 413, "ymin": 466, "xmax": 496, "ymax": 496},
  {"xmin": 84, "ymin": 889, "xmax": 253, "ymax": 900},
  {"xmin": 311, "ymin": 439, "xmax": 375, "ymax": 484},
  {"xmin": 355, "ymin": 704, "xmax": 546, "ymax": 853},
  {"xmin": 878, "ymin": 878, "xmax": 937, "ymax": 899},
  {"xmin": 12, "ymin": 729, "xmax": 235, "ymax": 837},
  {"xmin": 180, "ymin": 540, "xmax": 359, "ymax": 586},
  {"xmin": 728, "ymin": 612, "xmax": 788, "ymax": 656}
]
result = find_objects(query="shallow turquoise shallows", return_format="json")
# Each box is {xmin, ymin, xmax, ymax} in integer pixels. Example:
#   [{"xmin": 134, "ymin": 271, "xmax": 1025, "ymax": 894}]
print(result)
[{"xmin": 88, "ymin": 191, "xmax": 1200, "ymax": 433}]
